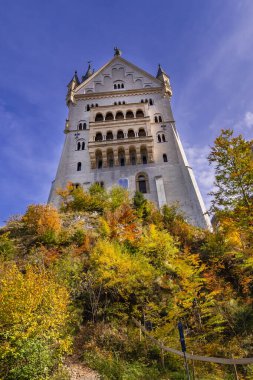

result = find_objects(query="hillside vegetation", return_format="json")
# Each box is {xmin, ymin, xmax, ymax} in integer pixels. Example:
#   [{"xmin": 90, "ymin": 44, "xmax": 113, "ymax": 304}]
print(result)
[{"xmin": 0, "ymin": 129, "xmax": 252, "ymax": 380}]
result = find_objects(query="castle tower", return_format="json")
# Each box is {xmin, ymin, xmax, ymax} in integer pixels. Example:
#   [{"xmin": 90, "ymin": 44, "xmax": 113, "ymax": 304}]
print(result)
[{"xmin": 48, "ymin": 49, "xmax": 211, "ymax": 229}]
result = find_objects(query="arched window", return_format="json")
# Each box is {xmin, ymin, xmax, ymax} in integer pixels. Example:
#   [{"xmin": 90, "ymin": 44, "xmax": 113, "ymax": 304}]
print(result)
[
  {"xmin": 77, "ymin": 142, "xmax": 81, "ymax": 150},
  {"xmin": 114, "ymin": 84, "xmax": 117, "ymax": 89},
  {"xmin": 107, "ymin": 149, "xmax": 114, "ymax": 167},
  {"xmin": 83, "ymin": 123, "xmax": 87, "ymax": 130},
  {"xmin": 118, "ymin": 101, "xmax": 121, "ymax": 105},
  {"xmin": 86, "ymin": 104, "xmax": 90, "ymax": 111},
  {"xmin": 136, "ymin": 173, "xmax": 149, "ymax": 193},
  {"xmin": 114, "ymin": 102, "xmax": 117, "ymax": 105},
  {"xmin": 95, "ymin": 113, "xmax": 103, "ymax": 122},
  {"xmin": 77, "ymin": 162, "xmax": 82, "ymax": 171},
  {"xmin": 128, "ymin": 129, "xmax": 135, "ymax": 138},
  {"xmin": 163, "ymin": 154, "xmax": 168, "ymax": 162},
  {"xmin": 126, "ymin": 110, "xmax": 134, "ymax": 119},
  {"xmin": 129, "ymin": 147, "xmax": 136, "ymax": 165},
  {"xmin": 95, "ymin": 150, "xmax": 103, "ymax": 169},
  {"xmin": 95, "ymin": 132, "xmax": 103, "ymax": 141},
  {"xmin": 96, "ymin": 104, "xmax": 98, "ymax": 107},
  {"xmin": 122, "ymin": 101, "xmax": 126, "ymax": 104},
  {"xmin": 117, "ymin": 84, "xmax": 121, "ymax": 89},
  {"xmin": 159, "ymin": 116, "xmax": 162, "ymax": 123},
  {"xmin": 106, "ymin": 131, "xmax": 113, "ymax": 140},
  {"xmin": 118, "ymin": 148, "xmax": 125, "ymax": 166},
  {"xmin": 115, "ymin": 111, "xmax": 124, "ymax": 120},
  {"xmin": 162, "ymin": 134, "xmax": 166, "ymax": 142},
  {"xmin": 149, "ymin": 99, "xmax": 153, "ymax": 105},
  {"xmin": 140, "ymin": 146, "xmax": 148, "ymax": 164},
  {"xmin": 158, "ymin": 135, "xmax": 161, "ymax": 143},
  {"xmin": 136, "ymin": 109, "xmax": 144, "ymax": 118},
  {"xmin": 81, "ymin": 142, "xmax": 85, "ymax": 150},
  {"xmin": 145, "ymin": 99, "xmax": 148, "ymax": 103},
  {"xmin": 105, "ymin": 112, "xmax": 114, "ymax": 121},
  {"xmin": 117, "ymin": 130, "xmax": 124, "ymax": 139},
  {"xmin": 78, "ymin": 123, "xmax": 82, "ymax": 130},
  {"xmin": 141, "ymin": 99, "xmax": 144, "ymax": 103},
  {"xmin": 121, "ymin": 83, "xmax": 124, "ymax": 88},
  {"xmin": 91, "ymin": 104, "xmax": 94, "ymax": 108},
  {"xmin": 154, "ymin": 116, "xmax": 158, "ymax": 123},
  {"xmin": 138, "ymin": 128, "xmax": 146, "ymax": 137}
]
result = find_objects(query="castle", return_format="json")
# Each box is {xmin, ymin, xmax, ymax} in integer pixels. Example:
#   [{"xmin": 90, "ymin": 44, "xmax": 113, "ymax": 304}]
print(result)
[{"xmin": 48, "ymin": 48, "xmax": 211, "ymax": 229}]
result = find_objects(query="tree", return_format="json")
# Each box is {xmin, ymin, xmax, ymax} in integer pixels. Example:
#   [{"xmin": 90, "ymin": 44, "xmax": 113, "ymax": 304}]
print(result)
[
  {"xmin": 208, "ymin": 129, "xmax": 253, "ymax": 245},
  {"xmin": 22, "ymin": 204, "xmax": 61, "ymax": 240},
  {"xmin": 0, "ymin": 263, "xmax": 71, "ymax": 379},
  {"xmin": 208, "ymin": 129, "xmax": 253, "ymax": 213}
]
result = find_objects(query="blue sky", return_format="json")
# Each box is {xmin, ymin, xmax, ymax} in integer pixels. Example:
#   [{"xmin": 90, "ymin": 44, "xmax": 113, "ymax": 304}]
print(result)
[{"xmin": 1, "ymin": 0, "xmax": 253, "ymax": 224}]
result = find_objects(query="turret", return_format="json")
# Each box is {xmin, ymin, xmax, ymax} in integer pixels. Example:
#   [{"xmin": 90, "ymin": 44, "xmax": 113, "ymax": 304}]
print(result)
[
  {"xmin": 66, "ymin": 71, "xmax": 80, "ymax": 105},
  {"xmin": 81, "ymin": 62, "xmax": 94, "ymax": 82},
  {"xmin": 156, "ymin": 64, "xmax": 172, "ymax": 96}
]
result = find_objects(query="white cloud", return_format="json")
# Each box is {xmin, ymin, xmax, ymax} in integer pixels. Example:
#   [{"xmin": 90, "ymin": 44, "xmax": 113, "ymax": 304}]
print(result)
[
  {"xmin": 244, "ymin": 111, "xmax": 253, "ymax": 128},
  {"xmin": 185, "ymin": 145, "xmax": 215, "ymax": 209}
]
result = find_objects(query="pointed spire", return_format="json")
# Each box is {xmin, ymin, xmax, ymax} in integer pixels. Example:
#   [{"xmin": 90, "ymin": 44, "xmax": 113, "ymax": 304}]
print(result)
[
  {"xmin": 67, "ymin": 70, "xmax": 80, "ymax": 87},
  {"xmin": 156, "ymin": 64, "xmax": 168, "ymax": 79},
  {"xmin": 156, "ymin": 64, "xmax": 172, "ymax": 96},
  {"xmin": 82, "ymin": 62, "xmax": 93, "ymax": 82}
]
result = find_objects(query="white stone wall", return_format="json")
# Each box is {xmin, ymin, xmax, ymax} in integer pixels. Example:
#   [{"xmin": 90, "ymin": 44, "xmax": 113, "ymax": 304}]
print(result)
[{"xmin": 49, "ymin": 57, "xmax": 210, "ymax": 229}]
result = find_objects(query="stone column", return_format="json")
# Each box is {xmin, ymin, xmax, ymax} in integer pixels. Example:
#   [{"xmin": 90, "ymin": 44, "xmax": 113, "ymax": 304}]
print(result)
[
  {"xmin": 102, "ymin": 150, "xmax": 107, "ymax": 168},
  {"xmin": 125, "ymin": 147, "xmax": 130, "ymax": 165},
  {"xmin": 113, "ymin": 148, "xmax": 119, "ymax": 166},
  {"xmin": 136, "ymin": 147, "xmax": 142, "ymax": 164}
]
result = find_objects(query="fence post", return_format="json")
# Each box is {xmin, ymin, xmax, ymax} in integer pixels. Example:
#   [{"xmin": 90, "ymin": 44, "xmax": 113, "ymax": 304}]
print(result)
[
  {"xmin": 191, "ymin": 352, "xmax": 196, "ymax": 380},
  {"xmin": 161, "ymin": 348, "xmax": 165, "ymax": 369},
  {"xmin": 178, "ymin": 322, "xmax": 191, "ymax": 380},
  {"xmin": 232, "ymin": 356, "xmax": 239, "ymax": 380}
]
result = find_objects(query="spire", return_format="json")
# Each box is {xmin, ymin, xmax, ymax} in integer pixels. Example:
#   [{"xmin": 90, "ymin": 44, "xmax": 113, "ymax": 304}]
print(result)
[
  {"xmin": 156, "ymin": 64, "xmax": 172, "ymax": 96},
  {"xmin": 156, "ymin": 64, "xmax": 168, "ymax": 79},
  {"xmin": 67, "ymin": 70, "xmax": 80, "ymax": 87},
  {"xmin": 82, "ymin": 62, "xmax": 93, "ymax": 82},
  {"xmin": 114, "ymin": 47, "xmax": 122, "ymax": 56},
  {"xmin": 66, "ymin": 70, "xmax": 80, "ymax": 105}
]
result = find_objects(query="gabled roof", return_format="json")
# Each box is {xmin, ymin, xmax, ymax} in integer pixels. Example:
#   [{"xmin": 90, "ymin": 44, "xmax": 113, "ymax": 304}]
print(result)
[{"xmin": 75, "ymin": 55, "xmax": 162, "ymax": 92}]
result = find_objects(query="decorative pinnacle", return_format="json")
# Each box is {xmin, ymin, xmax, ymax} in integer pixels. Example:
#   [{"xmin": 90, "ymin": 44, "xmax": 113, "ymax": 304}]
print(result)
[{"xmin": 114, "ymin": 47, "xmax": 122, "ymax": 56}]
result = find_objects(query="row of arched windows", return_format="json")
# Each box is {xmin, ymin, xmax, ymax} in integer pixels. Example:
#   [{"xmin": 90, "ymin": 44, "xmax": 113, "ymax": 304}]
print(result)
[
  {"xmin": 86, "ymin": 104, "xmax": 99, "ymax": 111},
  {"xmin": 95, "ymin": 146, "xmax": 148, "ymax": 169},
  {"xmin": 95, "ymin": 109, "xmax": 144, "ymax": 122},
  {"xmin": 154, "ymin": 115, "xmax": 163, "ymax": 123},
  {"xmin": 114, "ymin": 101, "xmax": 126, "ymax": 105},
  {"xmin": 94, "ymin": 128, "xmax": 146, "ymax": 141},
  {"xmin": 77, "ymin": 153, "xmax": 167, "ymax": 173},
  {"xmin": 141, "ymin": 98, "xmax": 153, "ymax": 105},
  {"xmin": 78, "ymin": 122, "xmax": 87, "ymax": 130},
  {"xmin": 114, "ymin": 83, "xmax": 124, "ymax": 89}
]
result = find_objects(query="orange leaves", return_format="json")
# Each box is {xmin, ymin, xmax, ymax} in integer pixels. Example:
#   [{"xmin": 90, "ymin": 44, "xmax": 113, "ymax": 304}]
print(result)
[
  {"xmin": 101, "ymin": 203, "xmax": 142, "ymax": 243},
  {"xmin": 22, "ymin": 204, "xmax": 61, "ymax": 237}
]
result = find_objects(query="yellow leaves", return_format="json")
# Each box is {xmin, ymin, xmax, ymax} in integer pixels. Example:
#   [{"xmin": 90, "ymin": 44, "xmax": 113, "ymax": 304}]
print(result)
[
  {"xmin": 22, "ymin": 204, "xmax": 61, "ymax": 237},
  {"xmin": 90, "ymin": 240, "xmax": 156, "ymax": 297},
  {"xmin": 0, "ymin": 263, "xmax": 71, "ymax": 358}
]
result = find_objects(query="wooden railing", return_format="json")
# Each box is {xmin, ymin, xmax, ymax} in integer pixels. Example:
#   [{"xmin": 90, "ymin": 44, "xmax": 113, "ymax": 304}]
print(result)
[{"xmin": 132, "ymin": 318, "xmax": 253, "ymax": 368}]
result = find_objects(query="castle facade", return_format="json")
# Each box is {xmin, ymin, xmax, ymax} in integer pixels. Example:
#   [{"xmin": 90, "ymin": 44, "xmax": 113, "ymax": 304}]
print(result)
[{"xmin": 48, "ymin": 49, "xmax": 210, "ymax": 229}]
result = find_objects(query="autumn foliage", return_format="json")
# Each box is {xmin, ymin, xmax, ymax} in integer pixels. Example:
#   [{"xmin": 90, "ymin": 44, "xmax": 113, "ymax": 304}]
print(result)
[{"xmin": 0, "ymin": 130, "xmax": 252, "ymax": 379}]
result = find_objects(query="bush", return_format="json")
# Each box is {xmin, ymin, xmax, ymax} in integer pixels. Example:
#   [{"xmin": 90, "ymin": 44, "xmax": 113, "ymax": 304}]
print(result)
[{"xmin": 22, "ymin": 204, "xmax": 61, "ymax": 240}]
